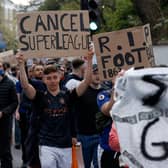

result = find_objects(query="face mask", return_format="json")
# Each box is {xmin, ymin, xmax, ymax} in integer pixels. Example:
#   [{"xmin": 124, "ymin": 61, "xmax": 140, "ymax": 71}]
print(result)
[{"xmin": 0, "ymin": 69, "xmax": 4, "ymax": 76}]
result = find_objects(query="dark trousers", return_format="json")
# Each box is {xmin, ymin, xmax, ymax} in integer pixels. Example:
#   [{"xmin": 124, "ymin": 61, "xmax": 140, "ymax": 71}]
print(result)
[
  {"xmin": 19, "ymin": 112, "xmax": 29, "ymax": 164},
  {"xmin": 0, "ymin": 152, "xmax": 12, "ymax": 168},
  {"xmin": 77, "ymin": 134, "xmax": 99, "ymax": 168},
  {"xmin": 0, "ymin": 117, "xmax": 13, "ymax": 168},
  {"xmin": 24, "ymin": 111, "xmax": 41, "ymax": 167},
  {"xmin": 14, "ymin": 119, "xmax": 21, "ymax": 145},
  {"xmin": 101, "ymin": 150, "xmax": 121, "ymax": 168}
]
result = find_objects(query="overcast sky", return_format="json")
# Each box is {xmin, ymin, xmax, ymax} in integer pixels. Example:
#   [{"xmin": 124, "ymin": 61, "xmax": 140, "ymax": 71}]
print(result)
[{"xmin": 11, "ymin": 0, "xmax": 31, "ymax": 5}]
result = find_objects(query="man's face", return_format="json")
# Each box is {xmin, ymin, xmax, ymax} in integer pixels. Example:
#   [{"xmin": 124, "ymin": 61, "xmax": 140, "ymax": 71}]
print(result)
[
  {"xmin": 27, "ymin": 66, "xmax": 34, "ymax": 78},
  {"xmin": 79, "ymin": 63, "xmax": 87, "ymax": 77},
  {"xmin": 43, "ymin": 72, "xmax": 60, "ymax": 92},
  {"xmin": 58, "ymin": 65, "xmax": 65, "ymax": 79},
  {"xmin": 33, "ymin": 65, "xmax": 44, "ymax": 79},
  {"xmin": 91, "ymin": 71, "xmax": 100, "ymax": 85}
]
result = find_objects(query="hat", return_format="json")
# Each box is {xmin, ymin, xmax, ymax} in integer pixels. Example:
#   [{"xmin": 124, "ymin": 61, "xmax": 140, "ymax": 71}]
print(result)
[
  {"xmin": 0, "ymin": 69, "xmax": 4, "ymax": 76},
  {"xmin": 92, "ymin": 64, "xmax": 98, "ymax": 72}
]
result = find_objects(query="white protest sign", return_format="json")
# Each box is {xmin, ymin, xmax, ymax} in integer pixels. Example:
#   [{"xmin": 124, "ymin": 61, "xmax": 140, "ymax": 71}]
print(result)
[
  {"xmin": 0, "ymin": 50, "xmax": 17, "ymax": 64},
  {"xmin": 93, "ymin": 24, "xmax": 155, "ymax": 81},
  {"xmin": 111, "ymin": 67, "xmax": 168, "ymax": 168},
  {"xmin": 17, "ymin": 10, "xmax": 90, "ymax": 59}
]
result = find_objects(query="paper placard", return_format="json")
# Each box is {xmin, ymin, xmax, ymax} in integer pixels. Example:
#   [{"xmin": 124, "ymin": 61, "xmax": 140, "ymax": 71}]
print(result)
[
  {"xmin": 17, "ymin": 10, "xmax": 90, "ymax": 59},
  {"xmin": 0, "ymin": 50, "xmax": 17, "ymax": 65},
  {"xmin": 93, "ymin": 24, "xmax": 155, "ymax": 81}
]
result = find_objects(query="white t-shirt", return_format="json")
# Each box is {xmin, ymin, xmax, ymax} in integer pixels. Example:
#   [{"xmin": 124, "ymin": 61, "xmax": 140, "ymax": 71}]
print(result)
[{"xmin": 65, "ymin": 79, "xmax": 81, "ymax": 91}]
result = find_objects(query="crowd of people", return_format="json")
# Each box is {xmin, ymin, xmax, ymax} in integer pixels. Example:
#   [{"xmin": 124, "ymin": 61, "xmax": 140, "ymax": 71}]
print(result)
[{"xmin": 0, "ymin": 47, "xmax": 125, "ymax": 168}]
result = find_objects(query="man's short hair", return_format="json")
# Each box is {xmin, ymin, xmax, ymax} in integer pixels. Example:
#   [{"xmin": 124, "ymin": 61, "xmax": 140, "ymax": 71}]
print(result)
[
  {"xmin": 3, "ymin": 62, "xmax": 10, "ymax": 70},
  {"xmin": 71, "ymin": 59, "xmax": 85, "ymax": 69},
  {"xmin": 43, "ymin": 65, "xmax": 58, "ymax": 75},
  {"xmin": 92, "ymin": 64, "xmax": 98, "ymax": 72}
]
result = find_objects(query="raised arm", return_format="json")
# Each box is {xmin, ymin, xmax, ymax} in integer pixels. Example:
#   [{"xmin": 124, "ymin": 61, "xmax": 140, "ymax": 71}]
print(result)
[
  {"xmin": 100, "ymin": 92, "xmax": 114, "ymax": 116},
  {"xmin": 99, "ymin": 70, "xmax": 126, "ymax": 116},
  {"xmin": 16, "ymin": 53, "xmax": 36, "ymax": 100},
  {"xmin": 76, "ymin": 47, "xmax": 94, "ymax": 96}
]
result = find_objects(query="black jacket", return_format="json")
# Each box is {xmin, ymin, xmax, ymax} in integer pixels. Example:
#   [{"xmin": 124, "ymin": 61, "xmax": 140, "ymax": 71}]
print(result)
[
  {"xmin": 0, "ymin": 76, "xmax": 18, "ymax": 116},
  {"xmin": 0, "ymin": 76, "xmax": 18, "ymax": 155}
]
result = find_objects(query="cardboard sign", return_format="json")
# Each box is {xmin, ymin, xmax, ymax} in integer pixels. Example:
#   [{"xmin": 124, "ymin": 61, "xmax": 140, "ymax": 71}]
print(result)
[
  {"xmin": 17, "ymin": 10, "xmax": 90, "ymax": 59},
  {"xmin": 111, "ymin": 68, "xmax": 168, "ymax": 168},
  {"xmin": 0, "ymin": 50, "xmax": 17, "ymax": 65},
  {"xmin": 93, "ymin": 24, "xmax": 155, "ymax": 81}
]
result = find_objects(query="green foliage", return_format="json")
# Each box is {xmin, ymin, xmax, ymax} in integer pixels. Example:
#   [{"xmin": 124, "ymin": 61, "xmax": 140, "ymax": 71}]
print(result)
[
  {"xmin": 60, "ymin": 1, "xmax": 80, "ymax": 10},
  {"xmin": 37, "ymin": 0, "xmax": 167, "ymax": 42},
  {"xmin": 38, "ymin": 0, "xmax": 141, "ymax": 33},
  {"xmin": 0, "ymin": 23, "xmax": 18, "ymax": 51},
  {"xmin": 0, "ymin": 5, "xmax": 17, "ymax": 51},
  {"xmin": 160, "ymin": 0, "xmax": 168, "ymax": 8},
  {"xmin": 39, "ymin": 0, "xmax": 61, "ymax": 10},
  {"xmin": 161, "ymin": 0, "xmax": 168, "ymax": 16},
  {"xmin": 39, "ymin": 0, "xmax": 80, "ymax": 11},
  {"xmin": 101, "ymin": 0, "xmax": 141, "ymax": 32}
]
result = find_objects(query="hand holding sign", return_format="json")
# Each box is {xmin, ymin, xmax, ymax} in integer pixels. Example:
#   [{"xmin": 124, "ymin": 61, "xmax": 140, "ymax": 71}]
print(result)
[
  {"xmin": 117, "ymin": 69, "xmax": 125, "ymax": 77},
  {"xmin": 87, "ymin": 42, "xmax": 94, "ymax": 61},
  {"xmin": 16, "ymin": 52, "xmax": 26, "ymax": 67}
]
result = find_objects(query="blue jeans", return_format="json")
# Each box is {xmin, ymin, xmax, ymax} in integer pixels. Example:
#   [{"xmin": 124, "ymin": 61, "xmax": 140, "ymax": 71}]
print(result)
[{"xmin": 77, "ymin": 134, "xmax": 99, "ymax": 168}]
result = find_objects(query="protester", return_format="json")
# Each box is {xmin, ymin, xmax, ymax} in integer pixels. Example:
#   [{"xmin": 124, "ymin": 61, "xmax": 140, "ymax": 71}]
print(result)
[
  {"xmin": 0, "ymin": 59, "xmax": 18, "ymax": 168},
  {"xmin": 11, "ymin": 66, "xmax": 22, "ymax": 151},
  {"xmin": 31, "ymin": 64, "xmax": 44, "ymax": 80},
  {"xmin": 16, "ymin": 47, "xmax": 93, "ymax": 168},
  {"xmin": 70, "ymin": 64, "xmax": 105, "ymax": 168},
  {"xmin": 97, "ymin": 89, "xmax": 121, "ymax": 168},
  {"xmin": 16, "ymin": 63, "xmax": 45, "ymax": 168},
  {"xmin": 2, "ymin": 62, "xmax": 21, "ymax": 151},
  {"xmin": 97, "ymin": 69, "xmax": 128, "ymax": 168},
  {"xmin": 64, "ymin": 58, "xmax": 86, "ymax": 90},
  {"xmin": 3, "ymin": 62, "xmax": 18, "ymax": 84}
]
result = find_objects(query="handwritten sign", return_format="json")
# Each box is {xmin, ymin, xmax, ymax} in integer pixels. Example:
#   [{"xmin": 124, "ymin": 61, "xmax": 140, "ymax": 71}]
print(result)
[
  {"xmin": 112, "ymin": 68, "xmax": 168, "ymax": 168},
  {"xmin": 93, "ymin": 24, "xmax": 155, "ymax": 81},
  {"xmin": 17, "ymin": 10, "xmax": 90, "ymax": 59},
  {"xmin": 0, "ymin": 50, "xmax": 17, "ymax": 65}
]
